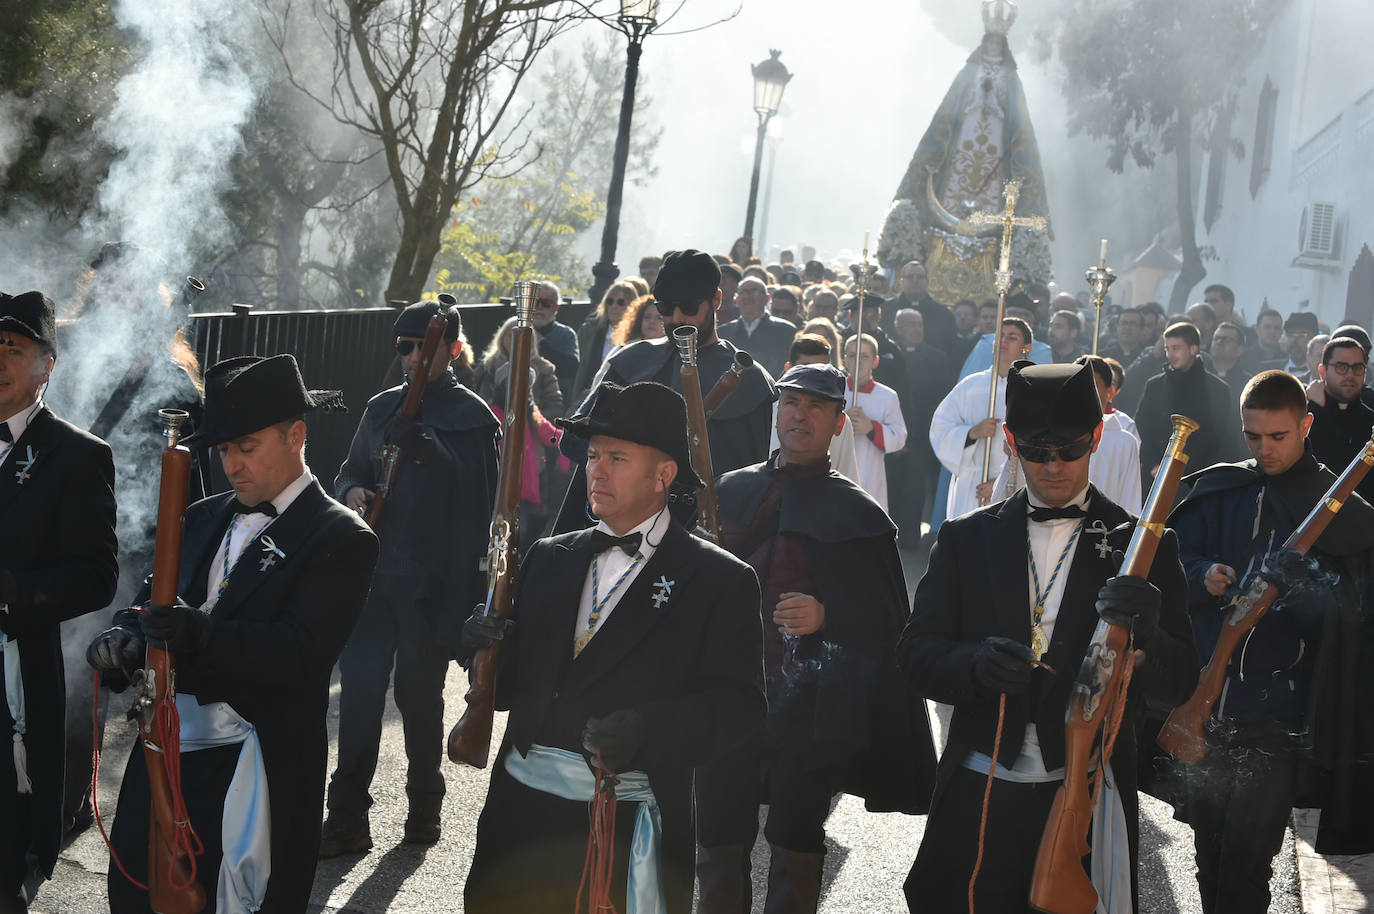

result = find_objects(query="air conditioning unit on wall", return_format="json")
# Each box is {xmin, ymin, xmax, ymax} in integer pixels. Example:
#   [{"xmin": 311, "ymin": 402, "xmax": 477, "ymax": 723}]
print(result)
[{"xmin": 1294, "ymin": 201, "xmax": 1340, "ymax": 268}]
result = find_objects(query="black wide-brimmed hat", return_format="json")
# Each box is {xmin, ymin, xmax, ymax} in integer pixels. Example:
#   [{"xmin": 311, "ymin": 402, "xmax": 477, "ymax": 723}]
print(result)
[
  {"xmin": 1005, "ymin": 360, "xmax": 1102, "ymax": 446},
  {"xmin": 653, "ymin": 249, "xmax": 720, "ymax": 307},
  {"xmin": 0, "ymin": 291, "xmax": 58, "ymax": 356},
  {"xmin": 556, "ymin": 381, "xmax": 703, "ymax": 490},
  {"xmin": 189, "ymin": 354, "xmax": 345, "ymax": 446}
]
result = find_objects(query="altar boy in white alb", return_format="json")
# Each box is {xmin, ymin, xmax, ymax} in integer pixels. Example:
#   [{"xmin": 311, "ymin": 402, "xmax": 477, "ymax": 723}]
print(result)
[
  {"xmin": 930, "ymin": 318, "xmax": 1034, "ymax": 520},
  {"xmin": 842, "ymin": 333, "xmax": 907, "ymax": 512}
]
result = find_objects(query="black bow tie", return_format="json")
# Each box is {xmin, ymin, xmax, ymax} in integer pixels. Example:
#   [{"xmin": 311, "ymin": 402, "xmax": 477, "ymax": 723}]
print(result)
[
  {"xmin": 590, "ymin": 530, "xmax": 642, "ymax": 556},
  {"xmin": 1027, "ymin": 504, "xmax": 1087, "ymax": 523},
  {"xmin": 232, "ymin": 500, "xmax": 278, "ymax": 518},
  {"xmin": 0, "ymin": 423, "xmax": 11, "ymax": 444}
]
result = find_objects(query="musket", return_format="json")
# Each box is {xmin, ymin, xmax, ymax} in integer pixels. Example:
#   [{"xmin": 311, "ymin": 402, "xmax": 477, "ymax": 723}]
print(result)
[
  {"xmin": 673, "ymin": 325, "xmax": 722, "ymax": 542},
  {"xmin": 1158, "ymin": 426, "xmax": 1374, "ymax": 765},
  {"xmin": 1029, "ymin": 414, "xmax": 1199, "ymax": 914},
  {"xmin": 447, "ymin": 282, "xmax": 537, "ymax": 769},
  {"xmin": 702, "ymin": 350, "xmax": 755, "ymax": 419},
  {"xmin": 364, "ymin": 313, "xmax": 448, "ymax": 529},
  {"xmin": 130, "ymin": 409, "xmax": 205, "ymax": 914}
]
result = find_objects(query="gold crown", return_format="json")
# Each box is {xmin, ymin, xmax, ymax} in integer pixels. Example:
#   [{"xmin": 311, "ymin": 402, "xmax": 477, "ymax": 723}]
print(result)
[{"xmin": 981, "ymin": 0, "xmax": 1017, "ymax": 37}]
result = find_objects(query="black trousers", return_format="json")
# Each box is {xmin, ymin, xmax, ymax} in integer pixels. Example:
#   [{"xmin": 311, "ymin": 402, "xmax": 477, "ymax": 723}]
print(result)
[
  {"xmin": 695, "ymin": 728, "xmax": 839, "ymax": 854},
  {"xmin": 1184, "ymin": 721, "xmax": 1299, "ymax": 914},
  {"xmin": 904, "ymin": 766, "xmax": 1060, "ymax": 914},
  {"xmin": 327, "ymin": 574, "xmax": 449, "ymax": 818},
  {"xmin": 0, "ymin": 748, "xmax": 32, "ymax": 914}
]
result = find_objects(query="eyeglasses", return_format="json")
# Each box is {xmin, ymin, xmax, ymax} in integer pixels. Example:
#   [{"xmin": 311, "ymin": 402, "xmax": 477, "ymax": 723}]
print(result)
[
  {"xmin": 536, "ymin": 297, "xmax": 558, "ymax": 309},
  {"xmin": 607, "ymin": 297, "xmax": 629, "ymax": 307},
  {"xmin": 396, "ymin": 339, "xmax": 421, "ymax": 356},
  {"xmin": 654, "ymin": 299, "xmax": 705, "ymax": 317},
  {"xmin": 1016, "ymin": 435, "xmax": 1095, "ymax": 464},
  {"xmin": 1327, "ymin": 361, "xmax": 1368, "ymax": 376}
]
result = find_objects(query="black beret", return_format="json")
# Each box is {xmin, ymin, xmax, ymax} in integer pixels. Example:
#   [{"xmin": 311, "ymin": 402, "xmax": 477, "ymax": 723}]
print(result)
[
  {"xmin": 0, "ymin": 291, "xmax": 58, "ymax": 356},
  {"xmin": 775, "ymin": 363, "xmax": 847, "ymax": 403},
  {"xmin": 1332, "ymin": 324, "xmax": 1372, "ymax": 354},
  {"xmin": 394, "ymin": 300, "xmax": 461, "ymax": 341},
  {"xmin": 1284, "ymin": 311, "xmax": 1319, "ymax": 334},
  {"xmin": 844, "ymin": 292, "xmax": 885, "ymax": 312},
  {"xmin": 652, "ymin": 249, "xmax": 720, "ymax": 306},
  {"xmin": 1004, "ymin": 361, "xmax": 1103, "ymax": 446}
]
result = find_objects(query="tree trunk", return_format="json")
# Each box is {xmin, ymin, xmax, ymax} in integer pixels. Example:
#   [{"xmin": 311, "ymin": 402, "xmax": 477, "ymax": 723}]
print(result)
[{"xmin": 1169, "ymin": 108, "xmax": 1206, "ymax": 313}]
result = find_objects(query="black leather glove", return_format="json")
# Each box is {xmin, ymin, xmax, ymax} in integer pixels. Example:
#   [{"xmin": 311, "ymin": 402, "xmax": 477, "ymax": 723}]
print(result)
[
  {"xmin": 142, "ymin": 600, "xmax": 210, "ymax": 653},
  {"xmin": 87, "ymin": 626, "xmax": 146, "ymax": 673},
  {"xmin": 1258, "ymin": 547, "xmax": 1308, "ymax": 595},
  {"xmin": 388, "ymin": 414, "xmax": 429, "ymax": 453},
  {"xmin": 1095, "ymin": 574, "xmax": 1161, "ymax": 643},
  {"xmin": 972, "ymin": 636, "xmax": 1036, "ymax": 696},
  {"xmin": 457, "ymin": 610, "xmax": 513, "ymax": 668},
  {"xmin": 582, "ymin": 709, "xmax": 645, "ymax": 773}
]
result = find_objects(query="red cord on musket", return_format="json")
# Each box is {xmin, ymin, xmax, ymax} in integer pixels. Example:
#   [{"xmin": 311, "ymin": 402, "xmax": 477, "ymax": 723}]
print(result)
[{"xmin": 577, "ymin": 749, "xmax": 620, "ymax": 914}]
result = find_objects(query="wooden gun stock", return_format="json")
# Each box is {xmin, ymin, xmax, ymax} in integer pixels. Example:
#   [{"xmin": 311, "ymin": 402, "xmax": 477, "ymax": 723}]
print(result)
[
  {"xmin": 1030, "ymin": 414, "xmax": 1198, "ymax": 914},
  {"xmin": 365, "ymin": 314, "xmax": 448, "ymax": 529},
  {"xmin": 1158, "ymin": 425, "xmax": 1374, "ymax": 764},
  {"xmin": 142, "ymin": 410, "xmax": 204, "ymax": 914},
  {"xmin": 448, "ymin": 284, "xmax": 536, "ymax": 769}
]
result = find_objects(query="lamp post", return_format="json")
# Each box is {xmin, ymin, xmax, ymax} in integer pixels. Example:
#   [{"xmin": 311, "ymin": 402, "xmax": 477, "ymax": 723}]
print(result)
[
  {"xmin": 742, "ymin": 49, "xmax": 791, "ymax": 244},
  {"xmin": 587, "ymin": 0, "xmax": 660, "ymax": 308}
]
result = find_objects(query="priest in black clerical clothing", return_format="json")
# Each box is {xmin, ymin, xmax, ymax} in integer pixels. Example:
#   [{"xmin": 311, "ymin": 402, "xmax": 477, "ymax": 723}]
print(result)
[
  {"xmin": 899, "ymin": 360, "xmax": 1196, "ymax": 913},
  {"xmin": 553, "ymin": 249, "xmax": 776, "ymax": 534}
]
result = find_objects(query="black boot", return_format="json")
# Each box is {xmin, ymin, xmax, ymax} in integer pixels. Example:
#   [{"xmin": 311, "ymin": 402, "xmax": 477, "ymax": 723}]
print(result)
[
  {"xmin": 696, "ymin": 843, "xmax": 753, "ymax": 914},
  {"xmin": 763, "ymin": 844, "xmax": 824, "ymax": 914}
]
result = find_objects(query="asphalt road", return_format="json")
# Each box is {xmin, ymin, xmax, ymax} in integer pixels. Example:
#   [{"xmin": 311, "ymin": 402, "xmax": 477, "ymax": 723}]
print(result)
[{"xmin": 34, "ymin": 544, "xmax": 1300, "ymax": 913}]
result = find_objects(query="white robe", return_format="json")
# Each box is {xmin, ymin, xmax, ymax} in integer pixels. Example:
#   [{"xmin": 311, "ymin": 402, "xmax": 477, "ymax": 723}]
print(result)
[
  {"xmin": 846, "ymin": 379, "xmax": 906, "ymax": 511},
  {"xmin": 991, "ymin": 415, "xmax": 1144, "ymax": 515},
  {"xmin": 769, "ymin": 405, "xmax": 861, "ymax": 484},
  {"xmin": 930, "ymin": 368, "xmax": 1008, "ymax": 519}
]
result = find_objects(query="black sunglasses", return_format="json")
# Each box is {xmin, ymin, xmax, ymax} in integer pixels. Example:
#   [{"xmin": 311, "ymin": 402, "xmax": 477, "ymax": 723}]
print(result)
[
  {"xmin": 654, "ymin": 299, "xmax": 705, "ymax": 317},
  {"xmin": 607, "ymin": 297, "xmax": 630, "ymax": 306},
  {"xmin": 536, "ymin": 297, "xmax": 559, "ymax": 309},
  {"xmin": 396, "ymin": 340, "xmax": 421, "ymax": 356},
  {"xmin": 1016, "ymin": 435, "xmax": 1094, "ymax": 464}
]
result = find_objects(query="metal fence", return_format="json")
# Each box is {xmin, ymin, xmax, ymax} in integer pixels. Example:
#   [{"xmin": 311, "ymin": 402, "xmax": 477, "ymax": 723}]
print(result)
[{"xmin": 187, "ymin": 300, "xmax": 592, "ymax": 487}]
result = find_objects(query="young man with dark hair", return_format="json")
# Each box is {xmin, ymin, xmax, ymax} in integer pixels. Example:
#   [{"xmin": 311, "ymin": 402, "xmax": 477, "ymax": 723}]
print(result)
[
  {"xmin": 1048, "ymin": 309, "xmax": 1085, "ymax": 363},
  {"xmin": 0, "ymin": 291, "xmax": 118, "ymax": 911},
  {"xmin": 1169, "ymin": 369, "xmax": 1374, "ymax": 913},
  {"xmin": 1250, "ymin": 308, "xmax": 1285, "ymax": 369},
  {"xmin": 321, "ymin": 301, "xmax": 500, "ymax": 854},
  {"xmin": 1306, "ymin": 336, "xmax": 1374, "ymax": 504},
  {"xmin": 1134, "ymin": 321, "xmax": 1239, "ymax": 490},
  {"xmin": 698, "ymin": 363, "xmax": 936, "ymax": 914},
  {"xmin": 1100, "ymin": 306, "xmax": 1147, "ymax": 367}
]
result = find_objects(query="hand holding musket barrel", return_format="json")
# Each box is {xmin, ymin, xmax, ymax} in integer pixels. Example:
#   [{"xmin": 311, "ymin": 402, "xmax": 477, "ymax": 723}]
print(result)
[
  {"xmin": 1029, "ymin": 414, "xmax": 1198, "ymax": 914},
  {"xmin": 130, "ymin": 409, "xmax": 205, "ymax": 914},
  {"xmin": 702, "ymin": 349, "xmax": 754, "ymax": 419},
  {"xmin": 1158, "ymin": 426, "xmax": 1374, "ymax": 765},
  {"xmin": 673, "ymin": 325, "xmax": 722, "ymax": 542},
  {"xmin": 364, "ymin": 313, "xmax": 448, "ymax": 529},
  {"xmin": 448, "ymin": 282, "xmax": 537, "ymax": 769}
]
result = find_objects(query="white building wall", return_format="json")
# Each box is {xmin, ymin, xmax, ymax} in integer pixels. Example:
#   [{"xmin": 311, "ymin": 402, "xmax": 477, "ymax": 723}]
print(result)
[{"xmin": 1197, "ymin": 0, "xmax": 1374, "ymax": 330}]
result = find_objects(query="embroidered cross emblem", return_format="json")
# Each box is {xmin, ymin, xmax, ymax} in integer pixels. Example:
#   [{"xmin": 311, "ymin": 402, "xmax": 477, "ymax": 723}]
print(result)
[
  {"xmin": 13, "ymin": 446, "xmax": 35, "ymax": 484},
  {"xmin": 258, "ymin": 536, "xmax": 286, "ymax": 573},
  {"xmin": 1087, "ymin": 519, "xmax": 1113, "ymax": 559},
  {"xmin": 1095, "ymin": 538, "xmax": 1113, "ymax": 559},
  {"xmin": 651, "ymin": 576, "xmax": 675, "ymax": 608},
  {"xmin": 259, "ymin": 554, "xmax": 277, "ymax": 572}
]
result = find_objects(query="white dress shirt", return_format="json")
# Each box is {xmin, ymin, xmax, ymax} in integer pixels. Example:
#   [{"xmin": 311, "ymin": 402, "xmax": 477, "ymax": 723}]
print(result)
[
  {"xmin": 0, "ymin": 399, "xmax": 44, "ymax": 467},
  {"xmin": 572, "ymin": 504, "xmax": 671, "ymax": 649},
  {"xmin": 206, "ymin": 470, "xmax": 314, "ymax": 600}
]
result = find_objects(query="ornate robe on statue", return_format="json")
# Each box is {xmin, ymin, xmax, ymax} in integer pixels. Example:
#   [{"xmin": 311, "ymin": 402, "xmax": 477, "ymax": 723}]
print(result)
[
  {"xmin": 930, "ymin": 368, "xmax": 1008, "ymax": 521},
  {"xmin": 878, "ymin": 35, "xmax": 1052, "ymax": 303}
]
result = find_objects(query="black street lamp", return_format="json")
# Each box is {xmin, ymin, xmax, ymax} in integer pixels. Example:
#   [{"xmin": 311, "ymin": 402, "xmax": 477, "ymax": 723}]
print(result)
[
  {"xmin": 742, "ymin": 49, "xmax": 791, "ymax": 245},
  {"xmin": 587, "ymin": 0, "xmax": 660, "ymax": 307}
]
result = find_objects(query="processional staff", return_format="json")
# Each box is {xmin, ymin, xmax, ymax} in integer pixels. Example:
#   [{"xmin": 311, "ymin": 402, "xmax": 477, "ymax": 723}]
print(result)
[
  {"xmin": 965, "ymin": 178, "xmax": 1047, "ymax": 505},
  {"xmin": 849, "ymin": 232, "xmax": 874, "ymax": 416},
  {"xmin": 1086, "ymin": 238, "xmax": 1117, "ymax": 356}
]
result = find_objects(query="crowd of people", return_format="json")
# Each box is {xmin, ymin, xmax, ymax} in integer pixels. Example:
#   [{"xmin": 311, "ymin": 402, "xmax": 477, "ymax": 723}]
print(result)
[{"xmin": 2, "ymin": 238, "xmax": 1374, "ymax": 914}]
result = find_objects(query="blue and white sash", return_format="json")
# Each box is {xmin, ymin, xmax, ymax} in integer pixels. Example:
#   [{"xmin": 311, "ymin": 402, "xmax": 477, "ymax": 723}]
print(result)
[
  {"xmin": 0, "ymin": 625, "xmax": 31, "ymax": 793},
  {"xmin": 175, "ymin": 694, "xmax": 271, "ymax": 914},
  {"xmin": 505, "ymin": 745, "xmax": 666, "ymax": 914}
]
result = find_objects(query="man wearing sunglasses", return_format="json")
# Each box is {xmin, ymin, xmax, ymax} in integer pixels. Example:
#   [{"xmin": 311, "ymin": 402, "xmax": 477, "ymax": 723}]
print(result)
[
  {"xmin": 321, "ymin": 300, "xmax": 500, "ymax": 855},
  {"xmin": 553, "ymin": 249, "xmax": 777, "ymax": 534},
  {"xmin": 900, "ymin": 360, "xmax": 1196, "ymax": 913},
  {"xmin": 531, "ymin": 282, "xmax": 581, "ymax": 404}
]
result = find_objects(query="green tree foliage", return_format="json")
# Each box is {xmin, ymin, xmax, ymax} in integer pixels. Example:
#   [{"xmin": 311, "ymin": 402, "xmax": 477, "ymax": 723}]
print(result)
[
  {"xmin": 1042, "ymin": 0, "xmax": 1281, "ymax": 309},
  {"xmin": 432, "ymin": 35, "xmax": 661, "ymax": 301}
]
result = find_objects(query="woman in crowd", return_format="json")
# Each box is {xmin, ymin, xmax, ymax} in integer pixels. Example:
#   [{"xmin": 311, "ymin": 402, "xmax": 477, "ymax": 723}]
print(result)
[{"xmin": 572, "ymin": 281, "xmax": 637, "ymax": 405}]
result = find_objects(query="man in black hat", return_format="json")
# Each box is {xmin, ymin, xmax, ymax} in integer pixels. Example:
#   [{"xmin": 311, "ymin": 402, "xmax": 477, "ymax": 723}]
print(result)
[
  {"xmin": 696, "ymin": 364, "xmax": 937, "ymax": 914},
  {"xmin": 462, "ymin": 380, "xmax": 765, "ymax": 914},
  {"xmin": 0, "ymin": 291, "xmax": 118, "ymax": 911},
  {"xmin": 320, "ymin": 301, "xmax": 500, "ymax": 855},
  {"xmin": 1277, "ymin": 311, "xmax": 1319, "ymax": 382},
  {"xmin": 1168, "ymin": 369, "xmax": 1374, "ymax": 913},
  {"xmin": 86, "ymin": 353, "xmax": 380, "ymax": 914},
  {"xmin": 899, "ymin": 360, "xmax": 1196, "ymax": 913},
  {"xmin": 553, "ymin": 248, "xmax": 777, "ymax": 534}
]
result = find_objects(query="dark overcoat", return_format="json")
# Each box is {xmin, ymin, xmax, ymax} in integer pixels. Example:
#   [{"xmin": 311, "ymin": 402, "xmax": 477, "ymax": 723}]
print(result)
[
  {"xmin": 108, "ymin": 480, "xmax": 378, "ymax": 913},
  {"xmin": 0, "ymin": 407, "xmax": 117, "ymax": 886}
]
